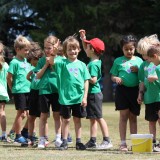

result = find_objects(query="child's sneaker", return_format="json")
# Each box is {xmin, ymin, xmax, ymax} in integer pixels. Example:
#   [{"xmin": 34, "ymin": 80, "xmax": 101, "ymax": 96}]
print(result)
[
  {"xmin": 153, "ymin": 143, "xmax": 160, "ymax": 152},
  {"xmin": 59, "ymin": 141, "xmax": 68, "ymax": 150},
  {"xmin": 14, "ymin": 136, "xmax": 28, "ymax": 144},
  {"xmin": 67, "ymin": 135, "xmax": 73, "ymax": 144},
  {"xmin": 85, "ymin": 140, "xmax": 96, "ymax": 149},
  {"xmin": 1, "ymin": 136, "xmax": 11, "ymax": 142},
  {"xmin": 8, "ymin": 131, "xmax": 15, "ymax": 141},
  {"xmin": 76, "ymin": 142, "xmax": 86, "ymax": 150},
  {"xmin": 54, "ymin": 139, "xmax": 62, "ymax": 148},
  {"xmin": 96, "ymin": 140, "xmax": 113, "ymax": 150},
  {"xmin": 38, "ymin": 139, "xmax": 45, "ymax": 149}
]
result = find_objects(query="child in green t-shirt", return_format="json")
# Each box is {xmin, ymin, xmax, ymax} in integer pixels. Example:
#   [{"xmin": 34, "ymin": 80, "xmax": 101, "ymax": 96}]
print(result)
[
  {"xmin": 7, "ymin": 35, "xmax": 31, "ymax": 144},
  {"xmin": 79, "ymin": 29, "xmax": 113, "ymax": 150},
  {"xmin": 0, "ymin": 42, "xmax": 9, "ymax": 141},
  {"xmin": 110, "ymin": 35, "xmax": 143, "ymax": 152},
  {"xmin": 35, "ymin": 35, "xmax": 63, "ymax": 149},
  {"xmin": 137, "ymin": 35, "xmax": 160, "ymax": 152},
  {"xmin": 49, "ymin": 36, "xmax": 91, "ymax": 150},
  {"xmin": 24, "ymin": 42, "xmax": 44, "ymax": 146}
]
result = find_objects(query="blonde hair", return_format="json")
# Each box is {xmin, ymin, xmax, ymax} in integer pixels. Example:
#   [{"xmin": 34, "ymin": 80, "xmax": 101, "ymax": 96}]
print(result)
[
  {"xmin": 44, "ymin": 35, "xmax": 58, "ymax": 46},
  {"xmin": 137, "ymin": 34, "xmax": 160, "ymax": 55},
  {"xmin": 63, "ymin": 36, "xmax": 80, "ymax": 54},
  {"xmin": 0, "ymin": 42, "xmax": 4, "ymax": 56},
  {"xmin": 0, "ymin": 55, "xmax": 5, "ymax": 70},
  {"xmin": 14, "ymin": 35, "xmax": 30, "ymax": 50}
]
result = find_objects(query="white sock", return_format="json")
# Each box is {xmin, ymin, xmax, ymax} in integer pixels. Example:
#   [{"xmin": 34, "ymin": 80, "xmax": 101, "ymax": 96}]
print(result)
[
  {"xmin": 56, "ymin": 134, "xmax": 61, "ymax": 141},
  {"xmin": 121, "ymin": 140, "xmax": 126, "ymax": 145},
  {"xmin": 2, "ymin": 131, "xmax": 6, "ymax": 138}
]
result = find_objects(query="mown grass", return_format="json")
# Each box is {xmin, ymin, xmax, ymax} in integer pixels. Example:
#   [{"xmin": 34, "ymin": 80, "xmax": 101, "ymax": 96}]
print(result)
[{"xmin": 1, "ymin": 103, "xmax": 160, "ymax": 160}]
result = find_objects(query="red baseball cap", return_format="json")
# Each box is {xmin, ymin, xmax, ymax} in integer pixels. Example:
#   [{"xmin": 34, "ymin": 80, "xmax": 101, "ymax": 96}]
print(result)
[{"xmin": 83, "ymin": 38, "xmax": 105, "ymax": 54}]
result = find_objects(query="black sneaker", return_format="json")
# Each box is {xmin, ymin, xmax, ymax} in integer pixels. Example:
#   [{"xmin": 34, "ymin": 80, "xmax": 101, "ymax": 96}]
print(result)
[
  {"xmin": 59, "ymin": 141, "xmax": 68, "ymax": 150},
  {"xmin": 76, "ymin": 142, "xmax": 86, "ymax": 150},
  {"xmin": 85, "ymin": 140, "xmax": 96, "ymax": 149}
]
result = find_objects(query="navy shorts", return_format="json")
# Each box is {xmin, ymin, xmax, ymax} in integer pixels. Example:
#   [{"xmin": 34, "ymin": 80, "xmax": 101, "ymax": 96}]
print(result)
[
  {"xmin": 39, "ymin": 93, "xmax": 61, "ymax": 113},
  {"xmin": 29, "ymin": 89, "xmax": 41, "ymax": 117},
  {"xmin": 60, "ymin": 103, "xmax": 87, "ymax": 119},
  {"xmin": 115, "ymin": 85, "xmax": 141, "ymax": 116},
  {"xmin": 86, "ymin": 92, "xmax": 103, "ymax": 119},
  {"xmin": 145, "ymin": 102, "xmax": 160, "ymax": 121},
  {"xmin": 13, "ymin": 93, "xmax": 29, "ymax": 110}
]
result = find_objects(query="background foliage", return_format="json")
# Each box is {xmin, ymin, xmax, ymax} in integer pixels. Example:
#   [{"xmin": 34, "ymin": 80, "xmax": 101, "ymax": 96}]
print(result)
[{"xmin": 1, "ymin": 0, "xmax": 160, "ymax": 101}]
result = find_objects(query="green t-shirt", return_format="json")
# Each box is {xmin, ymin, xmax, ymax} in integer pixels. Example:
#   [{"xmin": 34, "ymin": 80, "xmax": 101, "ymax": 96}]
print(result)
[
  {"xmin": 87, "ymin": 60, "xmax": 101, "ymax": 93},
  {"xmin": 54, "ymin": 59, "xmax": 91, "ymax": 105},
  {"xmin": 0, "ymin": 62, "xmax": 9, "ymax": 101},
  {"xmin": 110, "ymin": 56, "xmax": 143, "ymax": 87},
  {"xmin": 156, "ymin": 65, "xmax": 160, "ymax": 81},
  {"xmin": 138, "ymin": 61, "xmax": 160, "ymax": 104},
  {"xmin": 35, "ymin": 56, "xmax": 63, "ymax": 95},
  {"xmin": 8, "ymin": 58, "xmax": 31, "ymax": 93},
  {"xmin": 30, "ymin": 67, "xmax": 41, "ymax": 90}
]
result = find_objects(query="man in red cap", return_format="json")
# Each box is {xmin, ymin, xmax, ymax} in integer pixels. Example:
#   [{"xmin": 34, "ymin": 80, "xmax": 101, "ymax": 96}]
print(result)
[{"xmin": 79, "ymin": 29, "xmax": 113, "ymax": 150}]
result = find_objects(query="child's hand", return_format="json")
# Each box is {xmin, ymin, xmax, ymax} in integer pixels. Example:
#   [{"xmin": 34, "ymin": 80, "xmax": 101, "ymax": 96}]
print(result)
[
  {"xmin": 114, "ymin": 77, "xmax": 123, "ymax": 85},
  {"xmin": 54, "ymin": 39, "xmax": 60, "ymax": 51},
  {"xmin": 137, "ymin": 93, "xmax": 143, "ymax": 104},
  {"xmin": 130, "ymin": 66, "xmax": 138, "ymax": 72},
  {"xmin": 81, "ymin": 97, "xmax": 87, "ymax": 107},
  {"xmin": 147, "ymin": 75, "xmax": 158, "ymax": 82},
  {"xmin": 79, "ymin": 29, "xmax": 86, "ymax": 40}
]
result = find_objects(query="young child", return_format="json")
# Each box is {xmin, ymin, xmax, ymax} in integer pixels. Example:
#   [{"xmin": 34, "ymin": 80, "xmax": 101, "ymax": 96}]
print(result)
[
  {"xmin": 137, "ymin": 35, "xmax": 160, "ymax": 151},
  {"xmin": 25, "ymin": 42, "xmax": 44, "ymax": 146},
  {"xmin": 49, "ymin": 36, "xmax": 91, "ymax": 150},
  {"xmin": 0, "ymin": 42, "xmax": 9, "ymax": 141},
  {"xmin": 79, "ymin": 29, "xmax": 113, "ymax": 150},
  {"xmin": 35, "ymin": 35, "xmax": 62, "ymax": 149},
  {"xmin": 110, "ymin": 35, "xmax": 143, "ymax": 151},
  {"xmin": 7, "ymin": 35, "xmax": 31, "ymax": 144}
]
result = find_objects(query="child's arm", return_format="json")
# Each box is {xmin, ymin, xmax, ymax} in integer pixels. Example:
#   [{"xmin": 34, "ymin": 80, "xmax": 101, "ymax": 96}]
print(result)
[
  {"xmin": 7, "ymin": 72, "xmax": 13, "ymax": 91},
  {"xmin": 79, "ymin": 29, "xmax": 87, "ymax": 51},
  {"xmin": 137, "ymin": 82, "xmax": 145, "ymax": 104},
  {"xmin": 81, "ymin": 79, "xmax": 89, "ymax": 107},
  {"xmin": 111, "ymin": 75, "xmax": 123, "ymax": 85},
  {"xmin": 89, "ymin": 76, "xmax": 97, "ymax": 84},
  {"xmin": 26, "ymin": 71, "xmax": 33, "ymax": 81}
]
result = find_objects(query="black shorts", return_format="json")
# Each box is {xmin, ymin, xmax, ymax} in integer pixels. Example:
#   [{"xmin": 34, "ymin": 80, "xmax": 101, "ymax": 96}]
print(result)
[
  {"xmin": 13, "ymin": 93, "xmax": 29, "ymax": 110},
  {"xmin": 29, "ymin": 89, "xmax": 41, "ymax": 117},
  {"xmin": 86, "ymin": 92, "xmax": 103, "ymax": 119},
  {"xmin": 145, "ymin": 102, "xmax": 160, "ymax": 121},
  {"xmin": 39, "ymin": 93, "xmax": 61, "ymax": 113},
  {"xmin": 115, "ymin": 85, "xmax": 140, "ymax": 116},
  {"xmin": 0, "ymin": 100, "xmax": 6, "ymax": 103},
  {"xmin": 60, "ymin": 103, "xmax": 87, "ymax": 119}
]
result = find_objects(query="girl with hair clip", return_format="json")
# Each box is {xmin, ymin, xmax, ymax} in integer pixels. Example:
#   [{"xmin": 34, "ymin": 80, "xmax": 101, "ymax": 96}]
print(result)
[
  {"xmin": 110, "ymin": 35, "xmax": 143, "ymax": 152},
  {"xmin": 0, "ymin": 42, "xmax": 9, "ymax": 141}
]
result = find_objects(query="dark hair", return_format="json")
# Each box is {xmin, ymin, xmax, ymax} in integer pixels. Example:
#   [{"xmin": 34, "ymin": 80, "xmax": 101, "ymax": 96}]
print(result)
[
  {"xmin": 147, "ymin": 45, "xmax": 160, "ymax": 57},
  {"xmin": 120, "ymin": 35, "xmax": 137, "ymax": 48},
  {"xmin": 27, "ymin": 42, "xmax": 44, "ymax": 63}
]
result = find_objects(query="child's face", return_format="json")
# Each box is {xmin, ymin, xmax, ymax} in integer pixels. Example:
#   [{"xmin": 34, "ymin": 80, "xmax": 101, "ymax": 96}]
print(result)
[
  {"xmin": 148, "ymin": 54, "xmax": 160, "ymax": 66},
  {"xmin": 85, "ymin": 44, "xmax": 94, "ymax": 58},
  {"xmin": 66, "ymin": 44, "xmax": 80, "ymax": 61},
  {"xmin": 141, "ymin": 53, "xmax": 150, "ymax": 62},
  {"xmin": 44, "ymin": 42, "xmax": 56, "ymax": 57},
  {"xmin": 30, "ymin": 59, "xmax": 38, "ymax": 67},
  {"xmin": 16, "ymin": 47, "xmax": 30, "ymax": 58},
  {"xmin": 122, "ymin": 42, "xmax": 135, "ymax": 59}
]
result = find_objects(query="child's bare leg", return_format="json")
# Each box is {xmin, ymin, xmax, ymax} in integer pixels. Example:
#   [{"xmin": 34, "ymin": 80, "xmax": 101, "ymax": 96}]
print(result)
[
  {"xmin": 39, "ymin": 113, "xmax": 48, "ymax": 137},
  {"xmin": 0, "ymin": 103, "xmax": 6, "ymax": 136},
  {"xmin": 149, "ymin": 121, "xmax": 157, "ymax": 141},
  {"xmin": 97, "ymin": 118, "xmax": 109, "ymax": 137},
  {"xmin": 129, "ymin": 112, "xmax": 137, "ymax": 134},
  {"xmin": 52, "ymin": 111, "xmax": 61, "ymax": 135},
  {"xmin": 62, "ymin": 118, "xmax": 70, "ymax": 140},
  {"xmin": 90, "ymin": 119, "xmax": 97, "ymax": 137}
]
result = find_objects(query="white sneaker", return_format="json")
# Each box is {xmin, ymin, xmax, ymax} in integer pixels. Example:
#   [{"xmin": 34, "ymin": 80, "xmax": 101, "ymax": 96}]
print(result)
[
  {"xmin": 38, "ymin": 139, "xmax": 45, "ymax": 149},
  {"xmin": 96, "ymin": 141, "xmax": 113, "ymax": 150},
  {"xmin": 54, "ymin": 139, "xmax": 62, "ymax": 147}
]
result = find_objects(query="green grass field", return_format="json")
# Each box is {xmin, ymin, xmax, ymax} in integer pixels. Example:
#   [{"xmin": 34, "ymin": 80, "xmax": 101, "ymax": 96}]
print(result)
[{"xmin": 1, "ymin": 103, "xmax": 160, "ymax": 160}]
